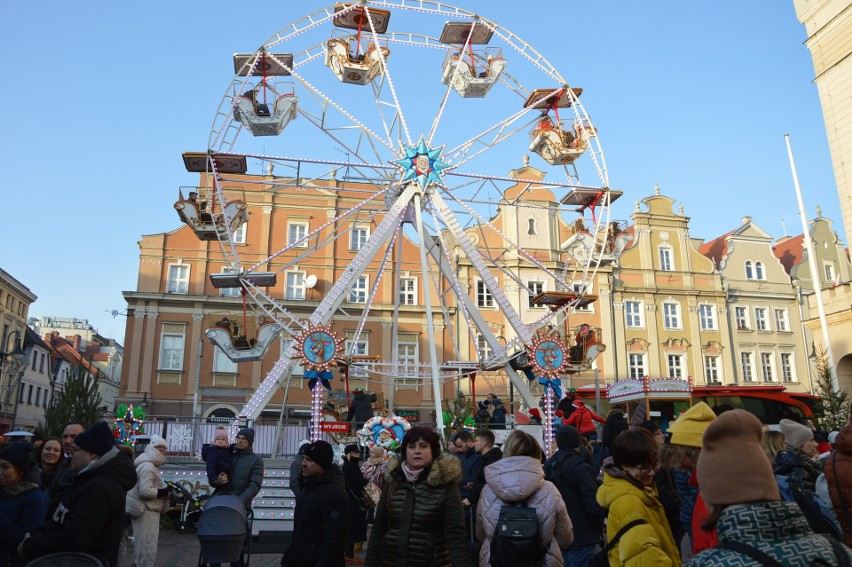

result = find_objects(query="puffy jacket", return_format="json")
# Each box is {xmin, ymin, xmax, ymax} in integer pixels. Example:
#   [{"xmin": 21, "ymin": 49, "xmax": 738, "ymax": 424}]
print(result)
[
  {"xmin": 563, "ymin": 402, "xmax": 605, "ymax": 436},
  {"xmin": 282, "ymin": 464, "xmax": 349, "ymax": 567},
  {"xmin": 347, "ymin": 391, "xmax": 377, "ymax": 424},
  {"xmin": 365, "ymin": 455, "xmax": 471, "ymax": 567},
  {"xmin": 228, "ymin": 446, "xmax": 264, "ymax": 508},
  {"xmin": 825, "ymin": 424, "xmax": 852, "ymax": 546},
  {"xmin": 477, "ymin": 455, "xmax": 573, "ymax": 566},
  {"xmin": 22, "ymin": 447, "xmax": 137, "ymax": 567},
  {"xmin": 596, "ymin": 461, "xmax": 681, "ymax": 567},
  {"xmin": 544, "ymin": 447, "xmax": 604, "ymax": 547},
  {"xmin": 684, "ymin": 500, "xmax": 852, "ymax": 566},
  {"xmin": 126, "ymin": 443, "xmax": 169, "ymax": 514},
  {"xmin": 0, "ymin": 481, "xmax": 46, "ymax": 566}
]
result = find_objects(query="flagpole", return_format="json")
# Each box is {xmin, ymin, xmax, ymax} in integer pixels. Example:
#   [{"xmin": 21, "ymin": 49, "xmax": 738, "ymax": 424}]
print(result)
[{"xmin": 784, "ymin": 134, "xmax": 838, "ymax": 394}]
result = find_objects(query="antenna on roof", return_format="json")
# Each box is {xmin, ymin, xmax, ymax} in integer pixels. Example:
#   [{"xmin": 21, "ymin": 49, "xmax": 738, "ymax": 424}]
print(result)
[{"xmin": 780, "ymin": 216, "xmax": 788, "ymax": 237}]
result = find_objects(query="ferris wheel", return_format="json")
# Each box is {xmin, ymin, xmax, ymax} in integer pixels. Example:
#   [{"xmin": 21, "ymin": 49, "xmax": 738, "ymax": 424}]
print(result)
[{"xmin": 179, "ymin": 0, "xmax": 626, "ymax": 430}]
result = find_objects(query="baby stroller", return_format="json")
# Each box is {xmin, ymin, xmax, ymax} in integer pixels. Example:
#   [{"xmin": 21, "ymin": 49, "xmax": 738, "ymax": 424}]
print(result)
[
  {"xmin": 197, "ymin": 494, "xmax": 253, "ymax": 567},
  {"xmin": 167, "ymin": 481, "xmax": 210, "ymax": 534}
]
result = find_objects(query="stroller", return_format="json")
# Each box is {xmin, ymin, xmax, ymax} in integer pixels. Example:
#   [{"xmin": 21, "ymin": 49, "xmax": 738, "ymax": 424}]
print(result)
[
  {"xmin": 197, "ymin": 494, "xmax": 253, "ymax": 567},
  {"xmin": 167, "ymin": 481, "xmax": 211, "ymax": 534}
]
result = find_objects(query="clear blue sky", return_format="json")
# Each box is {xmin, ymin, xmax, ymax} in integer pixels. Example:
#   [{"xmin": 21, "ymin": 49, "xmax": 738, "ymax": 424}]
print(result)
[{"xmin": 0, "ymin": 1, "xmax": 841, "ymax": 345}]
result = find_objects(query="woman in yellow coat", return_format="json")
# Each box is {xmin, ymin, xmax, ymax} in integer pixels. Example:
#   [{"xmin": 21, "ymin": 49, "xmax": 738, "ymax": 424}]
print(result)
[{"xmin": 596, "ymin": 428, "xmax": 681, "ymax": 566}]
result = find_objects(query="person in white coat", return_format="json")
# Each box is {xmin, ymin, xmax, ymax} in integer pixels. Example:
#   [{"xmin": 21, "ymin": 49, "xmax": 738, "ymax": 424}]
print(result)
[
  {"xmin": 126, "ymin": 435, "xmax": 170, "ymax": 567},
  {"xmin": 476, "ymin": 430, "xmax": 573, "ymax": 567}
]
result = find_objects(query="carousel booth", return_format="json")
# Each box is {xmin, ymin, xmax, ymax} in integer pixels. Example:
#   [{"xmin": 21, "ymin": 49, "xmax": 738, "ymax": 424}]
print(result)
[
  {"xmin": 325, "ymin": 4, "xmax": 391, "ymax": 85},
  {"xmin": 232, "ymin": 52, "xmax": 298, "ymax": 137},
  {"xmin": 606, "ymin": 376, "xmax": 693, "ymax": 428},
  {"xmin": 525, "ymin": 88, "xmax": 594, "ymax": 166},
  {"xmin": 439, "ymin": 22, "xmax": 506, "ymax": 98}
]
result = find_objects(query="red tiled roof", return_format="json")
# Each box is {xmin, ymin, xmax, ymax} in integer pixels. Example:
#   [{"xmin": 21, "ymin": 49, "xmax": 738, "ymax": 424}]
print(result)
[
  {"xmin": 699, "ymin": 230, "xmax": 733, "ymax": 268},
  {"xmin": 772, "ymin": 234, "xmax": 804, "ymax": 275},
  {"xmin": 45, "ymin": 333, "xmax": 101, "ymax": 376}
]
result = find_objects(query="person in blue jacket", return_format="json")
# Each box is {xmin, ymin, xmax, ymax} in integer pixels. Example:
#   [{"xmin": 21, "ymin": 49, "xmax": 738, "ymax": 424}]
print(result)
[{"xmin": 0, "ymin": 443, "xmax": 46, "ymax": 567}]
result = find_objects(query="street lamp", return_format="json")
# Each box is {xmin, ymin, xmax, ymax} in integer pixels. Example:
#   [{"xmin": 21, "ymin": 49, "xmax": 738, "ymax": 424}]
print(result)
[
  {"xmin": 140, "ymin": 391, "xmax": 150, "ymax": 408},
  {"xmin": 2, "ymin": 331, "xmax": 26, "ymax": 367}
]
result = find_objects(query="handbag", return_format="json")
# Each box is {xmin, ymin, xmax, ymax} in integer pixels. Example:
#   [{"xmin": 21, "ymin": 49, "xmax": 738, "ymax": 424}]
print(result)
[{"xmin": 363, "ymin": 482, "xmax": 381, "ymax": 508}]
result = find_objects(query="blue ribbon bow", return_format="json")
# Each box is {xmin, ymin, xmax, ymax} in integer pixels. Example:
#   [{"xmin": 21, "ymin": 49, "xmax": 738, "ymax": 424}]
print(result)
[
  {"xmin": 305, "ymin": 370, "xmax": 334, "ymax": 391},
  {"xmin": 538, "ymin": 376, "xmax": 563, "ymax": 399}
]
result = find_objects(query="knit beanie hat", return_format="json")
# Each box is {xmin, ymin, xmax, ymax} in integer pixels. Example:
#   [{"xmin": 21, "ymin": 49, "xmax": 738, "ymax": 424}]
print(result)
[
  {"xmin": 343, "ymin": 443, "xmax": 360, "ymax": 456},
  {"xmin": 556, "ymin": 425, "xmax": 581, "ymax": 450},
  {"xmin": 74, "ymin": 422, "xmax": 115, "ymax": 456},
  {"xmin": 303, "ymin": 440, "xmax": 334, "ymax": 471},
  {"xmin": 780, "ymin": 419, "xmax": 812, "ymax": 449},
  {"xmin": 149, "ymin": 435, "xmax": 167, "ymax": 448},
  {"xmin": 0, "ymin": 442, "xmax": 32, "ymax": 472},
  {"xmin": 237, "ymin": 428, "xmax": 255, "ymax": 445},
  {"xmin": 698, "ymin": 409, "xmax": 780, "ymax": 506},
  {"xmin": 668, "ymin": 402, "xmax": 716, "ymax": 448}
]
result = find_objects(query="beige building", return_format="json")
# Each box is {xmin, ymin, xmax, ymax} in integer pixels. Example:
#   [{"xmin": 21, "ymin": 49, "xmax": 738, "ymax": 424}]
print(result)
[{"xmin": 0, "ymin": 268, "xmax": 37, "ymax": 433}]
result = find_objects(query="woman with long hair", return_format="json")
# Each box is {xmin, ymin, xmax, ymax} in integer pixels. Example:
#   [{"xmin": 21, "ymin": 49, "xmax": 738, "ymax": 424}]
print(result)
[
  {"xmin": 35, "ymin": 438, "xmax": 62, "ymax": 503},
  {"xmin": 365, "ymin": 426, "xmax": 470, "ymax": 567}
]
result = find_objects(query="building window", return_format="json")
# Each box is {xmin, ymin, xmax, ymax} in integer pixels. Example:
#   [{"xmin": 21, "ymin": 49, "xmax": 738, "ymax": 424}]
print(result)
[
  {"xmin": 571, "ymin": 282, "xmax": 593, "ymax": 312},
  {"xmin": 735, "ymin": 306, "xmax": 750, "ymax": 330},
  {"xmin": 476, "ymin": 280, "xmax": 494, "ymax": 308},
  {"xmin": 18, "ymin": 383, "xmax": 25, "ymax": 404},
  {"xmin": 527, "ymin": 281, "xmax": 544, "ymax": 308},
  {"xmin": 397, "ymin": 335, "xmax": 419, "ymax": 385},
  {"xmin": 349, "ymin": 276, "xmax": 368, "ymax": 303},
  {"xmin": 39, "ymin": 353, "xmax": 45, "ymax": 373},
  {"xmin": 760, "ymin": 352, "xmax": 775, "ymax": 382},
  {"xmin": 780, "ymin": 353, "xmax": 795, "ymax": 382},
  {"xmin": 704, "ymin": 355, "xmax": 721, "ymax": 383},
  {"xmin": 285, "ymin": 272, "xmax": 306, "ymax": 301},
  {"xmin": 31, "ymin": 355, "xmax": 37, "ymax": 370},
  {"xmin": 35, "ymin": 387, "xmax": 41, "ymax": 406},
  {"xmin": 659, "ymin": 246, "xmax": 674, "ymax": 271},
  {"xmin": 745, "ymin": 261, "xmax": 754, "ymax": 280},
  {"xmin": 476, "ymin": 334, "xmax": 493, "ymax": 359},
  {"xmin": 774, "ymin": 309, "xmax": 789, "ymax": 332},
  {"xmin": 159, "ymin": 326, "xmax": 186, "ymax": 371},
  {"xmin": 741, "ymin": 352, "xmax": 755, "ymax": 382},
  {"xmin": 527, "ymin": 218, "xmax": 537, "ymax": 236},
  {"xmin": 699, "ymin": 304, "xmax": 717, "ymax": 331},
  {"xmin": 220, "ymin": 268, "xmax": 241, "ymax": 297},
  {"xmin": 755, "ymin": 261, "xmax": 765, "ymax": 280},
  {"xmin": 667, "ymin": 354, "xmax": 684, "ymax": 379},
  {"xmin": 824, "ymin": 261, "xmax": 836, "ymax": 283},
  {"xmin": 628, "ymin": 353, "xmax": 646, "ymax": 380},
  {"xmin": 43, "ymin": 391, "xmax": 49, "ymax": 408},
  {"xmin": 27, "ymin": 384, "xmax": 33, "ymax": 405},
  {"xmin": 663, "ymin": 302, "xmax": 681, "ymax": 329},
  {"xmin": 625, "ymin": 301, "xmax": 644, "ymax": 328},
  {"xmin": 288, "ymin": 222, "xmax": 308, "ymax": 248},
  {"xmin": 167, "ymin": 264, "xmax": 190, "ymax": 294},
  {"xmin": 345, "ymin": 336, "xmax": 370, "ymax": 377},
  {"xmin": 754, "ymin": 307, "xmax": 768, "ymax": 331},
  {"xmin": 233, "ymin": 222, "xmax": 246, "ymax": 244},
  {"xmin": 399, "ymin": 277, "xmax": 417, "ymax": 306},
  {"xmin": 213, "ymin": 346, "xmax": 238, "ymax": 374},
  {"xmin": 351, "ymin": 226, "xmax": 369, "ymax": 251}
]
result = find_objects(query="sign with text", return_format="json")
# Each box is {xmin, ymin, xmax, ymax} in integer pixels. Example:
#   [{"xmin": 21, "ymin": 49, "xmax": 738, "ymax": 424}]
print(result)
[{"xmin": 320, "ymin": 422, "xmax": 350, "ymax": 433}]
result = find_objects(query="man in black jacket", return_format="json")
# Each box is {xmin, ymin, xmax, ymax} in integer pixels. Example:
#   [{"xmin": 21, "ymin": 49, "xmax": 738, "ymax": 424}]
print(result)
[
  {"xmin": 468, "ymin": 429, "xmax": 502, "ymax": 511},
  {"xmin": 19, "ymin": 422, "xmax": 137, "ymax": 567},
  {"xmin": 282, "ymin": 440, "xmax": 349, "ymax": 567},
  {"xmin": 543, "ymin": 425, "xmax": 604, "ymax": 567},
  {"xmin": 346, "ymin": 388, "xmax": 377, "ymax": 432}
]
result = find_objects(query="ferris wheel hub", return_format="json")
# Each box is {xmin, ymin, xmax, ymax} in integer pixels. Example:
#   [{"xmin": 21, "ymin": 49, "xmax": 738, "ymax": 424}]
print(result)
[{"xmin": 393, "ymin": 137, "xmax": 451, "ymax": 188}]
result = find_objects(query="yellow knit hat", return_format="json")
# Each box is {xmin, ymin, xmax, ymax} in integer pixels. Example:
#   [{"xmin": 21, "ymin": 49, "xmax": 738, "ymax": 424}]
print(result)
[{"xmin": 668, "ymin": 402, "xmax": 716, "ymax": 448}]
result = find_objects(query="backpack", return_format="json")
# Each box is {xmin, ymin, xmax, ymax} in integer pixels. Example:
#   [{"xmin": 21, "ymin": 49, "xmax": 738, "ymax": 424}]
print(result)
[
  {"xmin": 777, "ymin": 475, "xmax": 843, "ymax": 540},
  {"xmin": 490, "ymin": 501, "xmax": 547, "ymax": 567},
  {"xmin": 588, "ymin": 519, "xmax": 647, "ymax": 567}
]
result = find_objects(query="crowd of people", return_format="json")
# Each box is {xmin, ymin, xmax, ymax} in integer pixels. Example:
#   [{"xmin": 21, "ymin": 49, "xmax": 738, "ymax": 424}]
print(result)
[{"xmin": 283, "ymin": 397, "xmax": 852, "ymax": 567}]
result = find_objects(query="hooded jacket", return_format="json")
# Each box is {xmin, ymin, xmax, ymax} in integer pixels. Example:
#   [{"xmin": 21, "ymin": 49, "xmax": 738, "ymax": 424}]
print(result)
[
  {"xmin": 282, "ymin": 464, "xmax": 349, "ymax": 567},
  {"xmin": 126, "ymin": 443, "xmax": 169, "ymax": 514},
  {"xmin": 823, "ymin": 424, "xmax": 852, "ymax": 546},
  {"xmin": 595, "ymin": 461, "xmax": 681, "ymax": 567},
  {"xmin": 477, "ymin": 455, "xmax": 573, "ymax": 566},
  {"xmin": 365, "ymin": 455, "xmax": 471, "ymax": 567},
  {"xmin": 544, "ymin": 447, "xmax": 604, "ymax": 547},
  {"xmin": 22, "ymin": 447, "xmax": 137, "ymax": 567},
  {"xmin": 563, "ymin": 402, "xmax": 605, "ymax": 436},
  {"xmin": 0, "ymin": 480, "xmax": 45, "ymax": 567},
  {"xmin": 685, "ymin": 500, "xmax": 852, "ymax": 566},
  {"xmin": 348, "ymin": 391, "xmax": 377, "ymax": 424}
]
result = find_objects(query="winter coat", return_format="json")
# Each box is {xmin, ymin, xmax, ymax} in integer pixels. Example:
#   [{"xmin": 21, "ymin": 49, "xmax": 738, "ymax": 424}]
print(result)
[
  {"xmin": 343, "ymin": 456, "xmax": 369, "ymax": 542},
  {"xmin": 21, "ymin": 447, "xmax": 137, "ymax": 567},
  {"xmin": 459, "ymin": 447, "xmax": 481, "ymax": 506},
  {"xmin": 684, "ymin": 500, "xmax": 852, "ymax": 566},
  {"xmin": 491, "ymin": 406, "xmax": 507, "ymax": 424},
  {"xmin": 289, "ymin": 454, "xmax": 304, "ymax": 498},
  {"xmin": 563, "ymin": 402, "xmax": 604, "ymax": 436},
  {"xmin": 773, "ymin": 446, "xmax": 823, "ymax": 491},
  {"xmin": 227, "ymin": 445, "xmax": 264, "ymax": 508},
  {"xmin": 690, "ymin": 473, "xmax": 716, "ymax": 554},
  {"xmin": 0, "ymin": 481, "xmax": 46, "ymax": 566},
  {"xmin": 365, "ymin": 455, "xmax": 471, "ymax": 567},
  {"xmin": 654, "ymin": 466, "xmax": 684, "ymax": 544},
  {"xmin": 825, "ymin": 424, "xmax": 852, "ymax": 546},
  {"xmin": 282, "ymin": 464, "xmax": 349, "ymax": 567},
  {"xmin": 477, "ymin": 455, "xmax": 573, "ymax": 566},
  {"xmin": 360, "ymin": 457, "xmax": 386, "ymax": 489},
  {"xmin": 470, "ymin": 446, "xmax": 502, "ymax": 507},
  {"xmin": 126, "ymin": 443, "xmax": 169, "ymax": 516},
  {"xmin": 544, "ymin": 447, "xmax": 604, "ymax": 547},
  {"xmin": 347, "ymin": 391, "xmax": 377, "ymax": 424},
  {"xmin": 602, "ymin": 411, "xmax": 628, "ymax": 452},
  {"xmin": 596, "ymin": 461, "xmax": 681, "ymax": 567},
  {"xmin": 673, "ymin": 468, "xmax": 698, "ymax": 538},
  {"xmin": 201, "ymin": 443, "xmax": 232, "ymax": 485}
]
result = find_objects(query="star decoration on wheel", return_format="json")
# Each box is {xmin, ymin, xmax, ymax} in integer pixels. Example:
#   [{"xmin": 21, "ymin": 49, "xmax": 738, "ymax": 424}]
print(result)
[
  {"xmin": 527, "ymin": 328, "xmax": 570, "ymax": 379},
  {"xmin": 393, "ymin": 137, "xmax": 451, "ymax": 188},
  {"xmin": 293, "ymin": 322, "xmax": 344, "ymax": 373}
]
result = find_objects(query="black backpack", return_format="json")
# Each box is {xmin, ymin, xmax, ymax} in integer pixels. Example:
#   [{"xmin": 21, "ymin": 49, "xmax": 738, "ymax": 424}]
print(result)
[{"xmin": 490, "ymin": 501, "xmax": 547, "ymax": 567}]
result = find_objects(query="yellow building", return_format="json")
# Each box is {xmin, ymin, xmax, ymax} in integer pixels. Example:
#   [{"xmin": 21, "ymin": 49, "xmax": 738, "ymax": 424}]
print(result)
[{"xmin": 0, "ymin": 268, "xmax": 38, "ymax": 433}]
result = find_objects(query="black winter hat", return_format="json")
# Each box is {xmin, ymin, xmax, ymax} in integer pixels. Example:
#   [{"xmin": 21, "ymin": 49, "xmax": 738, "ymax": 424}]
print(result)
[
  {"xmin": 343, "ymin": 443, "xmax": 360, "ymax": 456},
  {"xmin": 237, "ymin": 428, "xmax": 255, "ymax": 445},
  {"xmin": 303, "ymin": 440, "xmax": 334, "ymax": 470},
  {"xmin": 0, "ymin": 442, "xmax": 32, "ymax": 472},
  {"xmin": 556, "ymin": 425, "xmax": 581, "ymax": 450},
  {"xmin": 74, "ymin": 422, "xmax": 115, "ymax": 456}
]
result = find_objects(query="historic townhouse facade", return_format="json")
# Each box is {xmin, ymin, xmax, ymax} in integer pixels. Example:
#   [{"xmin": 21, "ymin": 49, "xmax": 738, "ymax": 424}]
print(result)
[
  {"xmin": 701, "ymin": 218, "xmax": 811, "ymax": 392},
  {"xmin": 0, "ymin": 268, "xmax": 37, "ymax": 433}
]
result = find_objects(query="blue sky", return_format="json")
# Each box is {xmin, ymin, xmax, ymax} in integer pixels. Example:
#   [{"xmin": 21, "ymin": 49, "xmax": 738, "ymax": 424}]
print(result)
[{"xmin": 0, "ymin": 1, "xmax": 841, "ymax": 345}]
